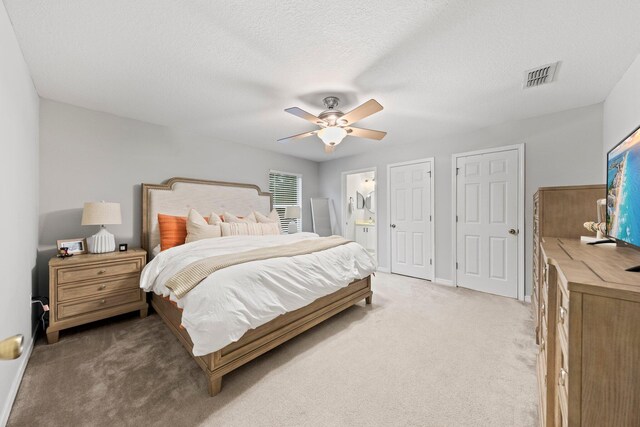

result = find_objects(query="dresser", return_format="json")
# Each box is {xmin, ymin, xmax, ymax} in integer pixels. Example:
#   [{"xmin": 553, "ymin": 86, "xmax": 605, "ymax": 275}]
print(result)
[
  {"xmin": 532, "ymin": 185, "xmax": 605, "ymax": 425},
  {"xmin": 538, "ymin": 238, "xmax": 640, "ymax": 426},
  {"xmin": 47, "ymin": 249, "xmax": 148, "ymax": 343},
  {"xmin": 532, "ymin": 185, "xmax": 604, "ymax": 346}
]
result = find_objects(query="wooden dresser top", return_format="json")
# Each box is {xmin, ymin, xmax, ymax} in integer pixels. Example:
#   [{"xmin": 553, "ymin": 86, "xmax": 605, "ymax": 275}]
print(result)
[
  {"xmin": 49, "ymin": 248, "xmax": 146, "ymax": 267},
  {"xmin": 541, "ymin": 238, "xmax": 640, "ymax": 301}
]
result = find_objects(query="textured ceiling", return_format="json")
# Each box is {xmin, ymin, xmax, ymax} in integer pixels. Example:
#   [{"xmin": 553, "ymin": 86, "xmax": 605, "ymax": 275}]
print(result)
[{"xmin": 4, "ymin": 0, "xmax": 640, "ymax": 161}]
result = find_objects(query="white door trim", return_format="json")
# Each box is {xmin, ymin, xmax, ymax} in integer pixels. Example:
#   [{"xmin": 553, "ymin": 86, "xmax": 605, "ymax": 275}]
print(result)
[
  {"xmin": 451, "ymin": 144, "xmax": 525, "ymax": 300},
  {"xmin": 341, "ymin": 167, "xmax": 378, "ymax": 264},
  {"xmin": 386, "ymin": 157, "xmax": 436, "ymax": 281}
]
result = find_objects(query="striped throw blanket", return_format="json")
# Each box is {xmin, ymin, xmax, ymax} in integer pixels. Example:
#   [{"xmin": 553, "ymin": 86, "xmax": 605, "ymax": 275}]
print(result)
[{"xmin": 166, "ymin": 236, "xmax": 351, "ymax": 298}]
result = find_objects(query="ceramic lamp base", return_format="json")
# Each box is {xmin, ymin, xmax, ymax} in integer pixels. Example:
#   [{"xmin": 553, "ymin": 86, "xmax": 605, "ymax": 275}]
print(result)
[
  {"xmin": 88, "ymin": 226, "xmax": 116, "ymax": 253},
  {"xmin": 287, "ymin": 220, "xmax": 298, "ymax": 234}
]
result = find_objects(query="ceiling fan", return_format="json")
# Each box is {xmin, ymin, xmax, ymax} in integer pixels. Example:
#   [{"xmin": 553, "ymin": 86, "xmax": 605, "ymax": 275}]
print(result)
[{"xmin": 278, "ymin": 96, "xmax": 386, "ymax": 154}]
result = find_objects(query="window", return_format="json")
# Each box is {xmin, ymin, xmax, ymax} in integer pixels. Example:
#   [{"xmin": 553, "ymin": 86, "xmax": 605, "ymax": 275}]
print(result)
[{"xmin": 269, "ymin": 170, "xmax": 302, "ymax": 233}]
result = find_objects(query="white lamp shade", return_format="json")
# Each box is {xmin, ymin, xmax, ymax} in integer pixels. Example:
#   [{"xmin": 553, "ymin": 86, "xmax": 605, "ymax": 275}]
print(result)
[
  {"xmin": 284, "ymin": 206, "xmax": 301, "ymax": 219},
  {"xmin": 317, "ymin": 127, "xmax": 347, "ymax": 145},
  {"xmin": 81, "ymin": 202, "xmax": 122, "ymax": 225}
]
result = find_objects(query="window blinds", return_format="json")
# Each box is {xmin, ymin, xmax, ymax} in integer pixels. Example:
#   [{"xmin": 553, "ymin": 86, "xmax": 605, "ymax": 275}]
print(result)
[{"xmin": 268, "ymin": 171, "xmax": 302, "ymax": 232}]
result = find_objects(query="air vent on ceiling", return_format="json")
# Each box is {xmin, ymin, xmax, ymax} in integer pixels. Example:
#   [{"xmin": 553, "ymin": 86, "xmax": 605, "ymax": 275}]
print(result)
[{"xmin": 523, "ymin": 62, "xmax": 559, "ymax": 89}]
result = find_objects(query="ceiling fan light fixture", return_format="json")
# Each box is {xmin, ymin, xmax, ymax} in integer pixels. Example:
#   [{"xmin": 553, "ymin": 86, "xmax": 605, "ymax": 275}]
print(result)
[
  {"xmin": 278, "ymin": 96, "xmax": 385, "ymax": 152},
  {"xmin": 317, "ymin": 126, "xmax": 347, "ymax": 146}
]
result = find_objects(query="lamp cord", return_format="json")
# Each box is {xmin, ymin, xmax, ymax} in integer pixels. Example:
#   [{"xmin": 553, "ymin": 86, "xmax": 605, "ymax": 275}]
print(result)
[{"xmin": 31, "ymin": 296, "xmax": 50, "ymax": 335}]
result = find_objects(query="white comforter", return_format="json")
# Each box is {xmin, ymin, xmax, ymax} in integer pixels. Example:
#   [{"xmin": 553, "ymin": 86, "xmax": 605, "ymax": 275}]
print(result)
[{"xmin": 140, "ymin": 233, "xmax": 376, "ymax": 356}]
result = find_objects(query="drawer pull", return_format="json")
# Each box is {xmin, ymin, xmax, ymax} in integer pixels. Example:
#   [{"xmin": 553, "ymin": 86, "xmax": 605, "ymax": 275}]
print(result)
[
  {"xmin": 559, "ymin": 368, "xmax": 567, "ymax": 386},
  {"xmin": 99, "ymin": 284, "xmax": 107, "ymax": 290},
  {"xmin": 541, "ymin": 338, "xmax": 545, "ymax": 351},
  {"xmin": 97, "ymin": 270, "xmax": 106, "ymax": 275},
  {"xmin": 100, "ymin": 299, "xmax": 106, "ymax": 304},
  {"xmin": 559, "ymin": 307, "xmax": 567, "ymax": 324},
  {"xmin": 541, "ymin": 303, "xmax": 545, "ymax": 316}
]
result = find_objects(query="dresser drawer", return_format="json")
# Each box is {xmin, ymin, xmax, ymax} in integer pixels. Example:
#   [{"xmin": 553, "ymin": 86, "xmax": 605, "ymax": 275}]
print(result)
[
  {"xmin": 536, "ymin": 351, "xmax": 547, "ymax": 427},
  {"xmin": 540, "ymin": 298, "xmax": 547, "ymax": 324},
  {"xmin": 557, "ymin": 366, "xmax": 569, "ymax": 427},
  {"xmin": 57, "ymin": 289, "xmax": 141, "ymax": 319},
  {"xmin": 540, "ymin": 316, "xmax": 548, "ymax": 363},
  {"xmin": 58, "ymin": 276, "xmax": 140, "ymax": 302},
  {"xmin": 58, "ymin": 259, "xmax": 142, "ymax": 284},
  {"xmin": 555, "ymin": 326, "xmax": 569, "ymax": 427},
  {"xmin": 557, "ymin": 285, "xmax": 569, "ymax": 339},
  {"xmin": 532, "ymin": 291, "xmax": 540, "ymax": 344}
]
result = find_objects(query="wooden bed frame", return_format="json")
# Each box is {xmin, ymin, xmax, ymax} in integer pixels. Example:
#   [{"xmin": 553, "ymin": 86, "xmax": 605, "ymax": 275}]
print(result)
[{"xmin": 141, "ymin": 177, "xmax": 372, "ymax": 396}]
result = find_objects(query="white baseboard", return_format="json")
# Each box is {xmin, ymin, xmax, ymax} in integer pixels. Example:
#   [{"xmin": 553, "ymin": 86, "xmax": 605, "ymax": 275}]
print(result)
[
  {"xmin": 376, "ymin": 267, "xmax": 390, "ymax": 273},
  {"xmin": 1, "ymin": 335, "xmax": 34, "ymax": 427},
  {"xmin": 524, "ymin": 295, "xmax": 531, "ymax": 303},
  {"xmin": 434, "ymin": 277, "xmax": 454, "ymax": 286}
]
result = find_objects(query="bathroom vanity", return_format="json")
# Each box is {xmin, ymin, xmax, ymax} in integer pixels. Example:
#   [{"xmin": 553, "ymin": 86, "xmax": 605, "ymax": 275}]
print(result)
[{"xmin": 355, "ymin": 223, "xmax": 376, "ymax": 255}]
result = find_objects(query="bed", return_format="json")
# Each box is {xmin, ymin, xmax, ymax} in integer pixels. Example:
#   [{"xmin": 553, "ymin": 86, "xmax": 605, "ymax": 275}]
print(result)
[{"xmin": 140, "ymin": 177, "xmax": 375, "ymax": 396}]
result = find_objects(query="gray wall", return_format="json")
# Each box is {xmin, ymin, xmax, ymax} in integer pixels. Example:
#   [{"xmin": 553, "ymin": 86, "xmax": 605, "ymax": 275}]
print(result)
[
  {"xmin": 38, "ymin": 100, "xmax": 320, "ymax": 293},
  {"xmin": 0, "ymin": 4, "xmax": 39, "ymax": 424},
  {"xmin": 604, "ymin": 54, "xmax": 640, "ymax": 154},
  {"xmin": 319, "ymin": 103, "xmax": 605, "ymax": 294}
]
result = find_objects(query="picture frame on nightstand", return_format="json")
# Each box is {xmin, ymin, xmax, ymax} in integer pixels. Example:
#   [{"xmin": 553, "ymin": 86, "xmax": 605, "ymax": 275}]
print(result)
[{"xmin": 56, "ymin": 238, "xmax": 87, "ymax": 255}]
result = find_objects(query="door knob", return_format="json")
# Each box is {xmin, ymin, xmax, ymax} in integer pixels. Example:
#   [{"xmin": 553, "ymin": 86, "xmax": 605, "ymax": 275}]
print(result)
[
  {"xmin": 390, "ymin": 224, "xmax": 396, "ymax": 228},
  {"xmin": 0, "ymin": 335, "xmax": 23, "ymax": 360},
  {"xmin": 508, "ymin": 228, "xmax": 519, "ymax": 235}
]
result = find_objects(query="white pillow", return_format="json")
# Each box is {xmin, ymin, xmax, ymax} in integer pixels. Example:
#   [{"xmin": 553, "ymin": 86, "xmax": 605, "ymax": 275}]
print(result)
[
  {"xmin": 185, "ymin": 209, "xmax": 222, "ymax": 243},
  {"xmin": 253, "ymin": 209, "xmax": 280, "ymax": 224},
  {"xmin": 223, "ymin": 211, "xmax": 257, "ymax": 223},
  {"xmin": 208, "ymin": 212, "xmax": 223, "ymax": 225},
  {"xmin": 254, "ymin": 209, "xmax": 282, "ymax": 233},
  {"xmin": 152, "ymin": 245, "xmax": 161, "ymax": 257},
  {"xmin": 220, "ymin": 222, "xmax": 280, "ymax": 237}
]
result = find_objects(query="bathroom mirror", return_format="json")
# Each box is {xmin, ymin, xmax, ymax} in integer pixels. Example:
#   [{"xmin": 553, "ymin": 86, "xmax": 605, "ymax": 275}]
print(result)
[
  {"xmin": 356, "ymin": 192, "xmax": 365, "ymax": 209},
  {"xmin": 365, "ymin": 191, "xmax": 376, "ymax": 214}
]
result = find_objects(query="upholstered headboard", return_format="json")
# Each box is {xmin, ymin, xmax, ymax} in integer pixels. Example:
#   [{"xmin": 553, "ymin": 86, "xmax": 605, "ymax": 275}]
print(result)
[{"xmin": 141, "ymin": 177, "xmax": 272, "ymax": 252}]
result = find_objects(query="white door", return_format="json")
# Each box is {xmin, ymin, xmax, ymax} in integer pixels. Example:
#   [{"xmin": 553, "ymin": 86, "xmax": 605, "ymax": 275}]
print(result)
[
  {"xmin": 390, "ymin": 161, "xmax": 432, "ymax": 279},
  {"xmin": 455, "ymin": 149, "xmax": 519, "ymax": 298}
]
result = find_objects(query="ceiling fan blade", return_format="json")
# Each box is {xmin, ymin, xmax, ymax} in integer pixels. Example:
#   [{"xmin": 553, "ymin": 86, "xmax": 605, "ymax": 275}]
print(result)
[
  {"xmin": 277, "ymin": 130, "xmax": 318, "ymax": 143},
  {"xmin": 338, "ymin": 99, "xmax": 383, "ymax": 126},
  {"xmin": 324, "ymin": 144, "xmax": 336, "ymax": 154},
  {"xmin": 346, "ymin": 127, "xmax": 387, "ymax": 141},
  {"xmin": 284, "ymin": 107, "xmax": 327, "ymax": 126}
]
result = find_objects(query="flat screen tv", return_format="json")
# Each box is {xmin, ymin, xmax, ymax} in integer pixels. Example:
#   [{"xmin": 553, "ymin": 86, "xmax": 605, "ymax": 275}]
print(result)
[{"xmin": 606, "ymin": 124, "xmax": 640, "ymax": 250}]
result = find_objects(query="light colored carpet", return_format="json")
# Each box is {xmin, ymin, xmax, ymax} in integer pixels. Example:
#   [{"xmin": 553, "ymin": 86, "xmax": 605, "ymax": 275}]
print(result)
[{"xmin": 8, "ymin": 273, "xmax": 537, "ymax": 426}]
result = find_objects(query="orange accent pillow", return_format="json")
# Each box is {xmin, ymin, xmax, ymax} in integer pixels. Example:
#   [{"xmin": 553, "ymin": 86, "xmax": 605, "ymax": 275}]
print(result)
[
  {"xmin": 158, "ymin": 213, "xmax": 220, "ymax": 251},
  {"xmin": 158, "ymin": 214, "xmax": 188, "ymax": 251}
]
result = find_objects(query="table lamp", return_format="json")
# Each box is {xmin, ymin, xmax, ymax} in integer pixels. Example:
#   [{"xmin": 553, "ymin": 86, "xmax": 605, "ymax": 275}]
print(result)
[
  {"xmin": 284, "ymin": 206, "xmax": 301, "ymax": 234},
  {"xmin": 82, "ymin": 201, "xmax": 122, "ymax": 253}
]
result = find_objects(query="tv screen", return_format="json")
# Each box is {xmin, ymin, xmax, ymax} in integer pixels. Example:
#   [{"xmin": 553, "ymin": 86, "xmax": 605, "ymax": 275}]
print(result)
[{"xmin": 607, "ymin": 125, "xmax": 640, "ymax": 248}]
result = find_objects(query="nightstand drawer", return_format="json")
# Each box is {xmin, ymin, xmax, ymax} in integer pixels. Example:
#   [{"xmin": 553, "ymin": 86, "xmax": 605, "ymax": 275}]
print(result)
[
  {"xmin": 57, "ymin": 289, "xmax": 142, "ymax": 319},
  {"xmin": 58, "ymin": 276, "xmax": 140, "ymax": 302},
  {"xmin": 47, "ymin": 249, "xmax": 147, "ymax": 344},
  {"xmin": 58, "ymin": 259, "xmax": 141, "ymax": 284}
]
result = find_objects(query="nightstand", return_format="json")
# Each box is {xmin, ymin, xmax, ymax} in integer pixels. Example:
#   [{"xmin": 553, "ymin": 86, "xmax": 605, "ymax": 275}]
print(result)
[{"xmin": 47, "ymin": 248, "xmax": 148, "ymax": 344}]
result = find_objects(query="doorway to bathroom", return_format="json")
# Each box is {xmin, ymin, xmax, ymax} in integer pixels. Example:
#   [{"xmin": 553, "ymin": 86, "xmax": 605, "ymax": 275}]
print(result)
[{"xmin": 341, "ymin": 168, "xmax": 377, "ymax": 262}]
